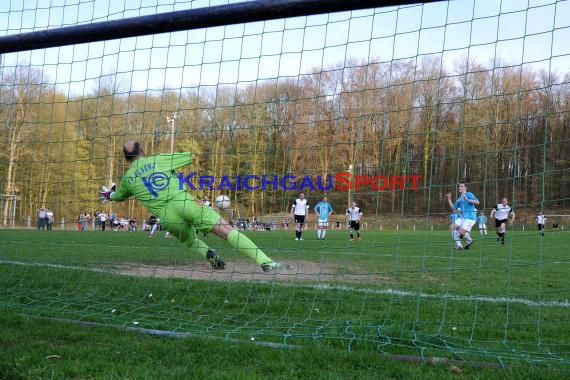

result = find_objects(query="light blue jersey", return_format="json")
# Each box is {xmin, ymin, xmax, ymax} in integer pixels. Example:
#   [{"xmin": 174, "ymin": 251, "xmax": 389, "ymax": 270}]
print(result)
[
  {"xmin": 453, "ymin": 192, "xmax": 479, "ymax": 221},
  {"xmin": 314, "ymin": 201, "xmax": 333, "ymax": 220},
  {"xmin": 449, "ymin": 212, "xmax": 461, "ymax": 223},
  {"xmin": 477, "ymin": 214, "xmax": 487, "ymax": 225}
]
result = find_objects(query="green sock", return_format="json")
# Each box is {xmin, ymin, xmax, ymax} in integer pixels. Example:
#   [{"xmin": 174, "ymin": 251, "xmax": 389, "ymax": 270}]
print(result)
[{"xmin": 227, "ymin": 230, "xmax": 272, "ymax": 265}]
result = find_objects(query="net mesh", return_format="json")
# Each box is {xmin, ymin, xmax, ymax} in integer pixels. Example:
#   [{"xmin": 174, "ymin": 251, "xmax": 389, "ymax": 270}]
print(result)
[{"xmin": 1, "ymin": 0, "xmax": 569, "ymax": 367}]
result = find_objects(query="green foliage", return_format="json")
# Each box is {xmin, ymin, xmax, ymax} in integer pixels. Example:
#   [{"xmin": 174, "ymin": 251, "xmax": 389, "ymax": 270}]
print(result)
[{"xmin": 1, "ymin": 60, "xmax": 569, "ymax": 222}]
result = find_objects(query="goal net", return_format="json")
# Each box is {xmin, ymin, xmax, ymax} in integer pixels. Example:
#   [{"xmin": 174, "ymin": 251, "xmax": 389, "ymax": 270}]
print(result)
[{"xmin": 1, "ymin": 0, "xmax": 569, "ymax": 368}]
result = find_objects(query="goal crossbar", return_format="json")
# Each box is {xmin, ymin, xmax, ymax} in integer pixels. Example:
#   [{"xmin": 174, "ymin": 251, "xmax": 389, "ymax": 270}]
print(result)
[{"xmin": 0, "ymin": 0, "xmax": 446, "ymax": 54}]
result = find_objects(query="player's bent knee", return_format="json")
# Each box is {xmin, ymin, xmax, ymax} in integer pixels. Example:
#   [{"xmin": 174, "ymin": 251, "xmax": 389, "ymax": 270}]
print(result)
[{"xmin": 213, "ymin": 217, "xmax": 239, "ymax": 239}]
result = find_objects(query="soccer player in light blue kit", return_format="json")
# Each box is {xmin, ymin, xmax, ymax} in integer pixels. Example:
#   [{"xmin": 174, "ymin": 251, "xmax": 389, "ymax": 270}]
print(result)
[
  {"xmin": 476, "ymin": 210, "xmax": 488, "ymax": 237},
  {"xmin": 314, "ymin": 195, "xmax": 334, "ymax": 240},
  {"xmin": 449, "ymin": 211, "xmax": 461, "ymax": 238},
  {"xmin": 446, "ymin": 182, "xmax": 480, "ymax": 250}
]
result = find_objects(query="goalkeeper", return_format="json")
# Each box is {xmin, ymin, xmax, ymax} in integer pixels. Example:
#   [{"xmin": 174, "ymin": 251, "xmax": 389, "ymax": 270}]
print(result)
[{"xmin": 101, "ymin": 140, "xmax": 279, "ymax": 273}]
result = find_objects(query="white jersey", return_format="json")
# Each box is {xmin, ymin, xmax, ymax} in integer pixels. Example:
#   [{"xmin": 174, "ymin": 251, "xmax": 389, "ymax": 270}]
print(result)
[
  {"xmin": 346, "ymin": 206, "xmax": 362, "ymax": 221},
  {"xmin": 493, "ymin": 204, "xmax": 513, "ymax": 220},
  {"xmin": 536, "ymin": 214, "xmax": 546, "ymax": 224},
  {"xmin": 292, "ymin": 199, "xmax": 309, "ymax": 216}
]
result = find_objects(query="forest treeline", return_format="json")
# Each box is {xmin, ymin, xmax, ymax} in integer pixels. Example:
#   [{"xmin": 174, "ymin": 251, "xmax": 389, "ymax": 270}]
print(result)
[{"xmin": 1, "ymin": 56, "xmax": 569, "ymax": 225}]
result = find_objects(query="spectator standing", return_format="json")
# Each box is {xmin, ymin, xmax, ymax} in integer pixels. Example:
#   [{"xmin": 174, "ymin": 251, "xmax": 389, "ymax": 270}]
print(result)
[
  {"xmin": 37, "ymin": 207, "xmax": 48, "ymax": 230},
  {"xmin": 46, "ymin": 209, "xmax": 54, "ymax": 230}
]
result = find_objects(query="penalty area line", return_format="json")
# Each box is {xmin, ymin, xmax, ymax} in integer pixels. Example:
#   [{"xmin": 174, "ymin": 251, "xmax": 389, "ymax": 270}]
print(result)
[
  {"xmin": 253, "ymin": 281, "xmax": 570, "ymax": 309},
  {"xmin": 3, "ymin": 259, "xmax": 568, "ymax": 309}
]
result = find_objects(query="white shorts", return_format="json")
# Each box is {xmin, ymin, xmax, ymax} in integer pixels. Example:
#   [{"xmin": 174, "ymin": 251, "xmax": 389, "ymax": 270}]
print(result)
[
  {"xmin": 453, "ymin": 218, "xmax": 476, "ymax": 232},
  {"xmin": 317, "ymin": 219, "xmax": 329, "ymax": 227},
  {"xmin": 479, "ymin": 224, "xmax": 487, "ymax": 230}
]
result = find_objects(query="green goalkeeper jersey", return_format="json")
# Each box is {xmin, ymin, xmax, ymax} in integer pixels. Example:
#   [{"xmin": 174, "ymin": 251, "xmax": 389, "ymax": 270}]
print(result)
[{"xmin": 111, "ymin": 153, "xmax": 192, "ymax": 215}]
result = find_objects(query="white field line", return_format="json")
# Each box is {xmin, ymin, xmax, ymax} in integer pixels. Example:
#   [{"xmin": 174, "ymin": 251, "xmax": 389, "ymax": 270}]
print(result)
[{"xmin": 2, "ymin": 259, "xmax": 568, "ymax": 308}]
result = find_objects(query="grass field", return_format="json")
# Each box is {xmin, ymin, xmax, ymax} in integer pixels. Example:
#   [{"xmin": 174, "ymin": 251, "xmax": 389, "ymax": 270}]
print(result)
[{"xmin": 0, "ymin": 227, "xmax": 568, "ymax": 378}]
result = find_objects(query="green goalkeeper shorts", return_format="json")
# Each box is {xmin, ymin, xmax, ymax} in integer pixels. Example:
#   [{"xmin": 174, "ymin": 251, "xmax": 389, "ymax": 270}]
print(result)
[{"xmin": 158, "ymin": 192, "xmax": 221, "ymax": 237}]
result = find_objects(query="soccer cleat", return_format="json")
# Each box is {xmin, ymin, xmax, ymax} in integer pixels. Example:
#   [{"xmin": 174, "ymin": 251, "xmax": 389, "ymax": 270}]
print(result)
[
  {"xmin": 261, "ymin": 261, "xmax": 280, "ymax": 273},
  {"xmin": 358, "ymin": 237, "xmax": 362, "ymax": 241},
  {"xmin": 454, "ymin": 246, "xmax": 463, "ymax": 250},
  {"xmin": 464, "ymin": 241, "xmax": 474, "ymax": 250},
  {"xmin": 294, "ymin": 237, "xmax": 299, "ymax": 241},
  {"xmin": 206, "ymin": 249, "xmax": 225, "ymax": 270}
]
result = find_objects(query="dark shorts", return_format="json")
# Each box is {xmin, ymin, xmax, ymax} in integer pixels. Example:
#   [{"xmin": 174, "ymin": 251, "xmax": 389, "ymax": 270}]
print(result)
[
  {"xmin": 294, "ymin": 215, "xmax": 305, "ymax": 225},
  {"xmin": 537, "ymin": 224, "xmax": 545, "ymax": 230},
  {"xmin": 349, "ymin": 220, "xmax": 360, "ymax": 231},
  {"xmin": 495, "ymin": 218, "xmax": 507, "ymax": 228}
]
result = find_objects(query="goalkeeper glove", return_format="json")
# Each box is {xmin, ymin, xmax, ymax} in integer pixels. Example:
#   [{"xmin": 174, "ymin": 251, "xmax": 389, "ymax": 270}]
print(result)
[{"xmin": 100, "ymin": 183, "xmax": 116, "ymax": 203}]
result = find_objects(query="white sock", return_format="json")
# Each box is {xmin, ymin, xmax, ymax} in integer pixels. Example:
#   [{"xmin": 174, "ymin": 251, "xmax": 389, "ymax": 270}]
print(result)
[{"xmin": 453, "ymin": 230, "xmax": 462, "ymax": 246}]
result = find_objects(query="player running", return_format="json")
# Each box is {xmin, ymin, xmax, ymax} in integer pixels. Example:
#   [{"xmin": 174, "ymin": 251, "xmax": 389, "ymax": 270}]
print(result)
[
  {"xmin": 446, "ymin": 183, "xmax": 479, "ymax": 250},
  {"xmin": 449, "ymin": 210, "xmax": 461, "ymax": 237},
  {"xmin": 490, "ymin": 197, "xmax": 515, "ymax": 245},
  {"xmin": 476, "ymin": 210, "xmax": 488, "ymax": 237}
]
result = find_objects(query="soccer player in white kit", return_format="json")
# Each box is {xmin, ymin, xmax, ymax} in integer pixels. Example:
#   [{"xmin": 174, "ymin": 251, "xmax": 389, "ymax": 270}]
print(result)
[
  {"xmin": 291, "ymin": 192, "xmax": 309, "ymax": 241},
  {"xmin": 490, "ymin": 197, "xmax": 515, "ymax": 245}
]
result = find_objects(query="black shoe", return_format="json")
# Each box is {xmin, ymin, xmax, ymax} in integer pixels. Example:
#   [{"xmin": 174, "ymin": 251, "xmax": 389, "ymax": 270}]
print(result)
[
  {"xmin": 261, "ymin": 261, "xmax": 280, "ymax": 273},
  {"xmin": 454, "ymin": 246, "xmax": 463, "ymax": 250},
  {"xmin": 207, "ymin": 249, "xmax": 225, "ymax": 270},
  {"xmin": 464, "ymin": 241, "xmax": 474, "ymax": 250}
]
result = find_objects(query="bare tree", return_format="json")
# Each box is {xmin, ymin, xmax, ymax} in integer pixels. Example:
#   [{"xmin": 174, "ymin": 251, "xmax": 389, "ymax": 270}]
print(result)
[{"xmin": 0, "ymin": 66, "xmax": 47, "ymax": 226}]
